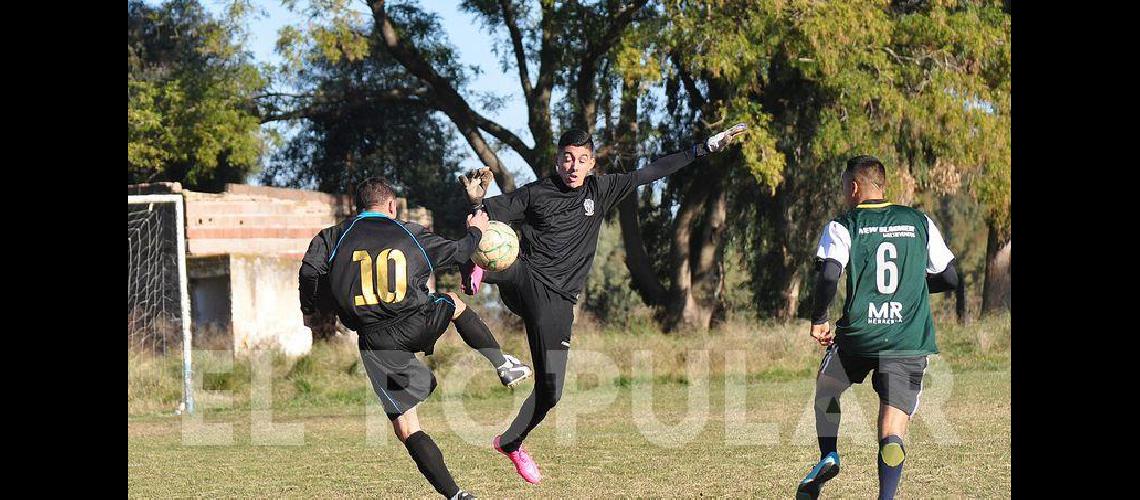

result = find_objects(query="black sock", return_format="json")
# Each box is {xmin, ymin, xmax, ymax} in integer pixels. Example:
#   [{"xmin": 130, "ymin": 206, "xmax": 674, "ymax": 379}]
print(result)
[
  {"xmin": 816, "ymin": 394, "xmax": 842, "ymax": 460},
  {"xmin": 818, "ymin": 437, "xmax": 838, "ymax": 460},
  {"xmin": 877, "ymin": 435, "xmax": 905, "ymax": 500},
  {"xmin": 453, "ymin": 308, "xmax": 509, "ymax": 368},
  {"xmin": 404, "ymin": 431, "xmax": 460, "ymax": 498},
  {"xmin": 500, "ymin": 438, "xmax": 522, "ymax": 453}
]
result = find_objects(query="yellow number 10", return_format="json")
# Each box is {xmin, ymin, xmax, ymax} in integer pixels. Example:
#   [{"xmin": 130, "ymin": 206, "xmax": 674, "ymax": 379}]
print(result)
[{"xmin": 352, "ymin": 249, "xmax": 408, "ymax": 305}]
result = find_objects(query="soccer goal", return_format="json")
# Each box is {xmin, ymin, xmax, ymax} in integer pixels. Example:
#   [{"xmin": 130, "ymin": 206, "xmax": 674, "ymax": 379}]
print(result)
[{"xmin": 128, "ymin": 194, "xmax": 194, "ymax": 415}]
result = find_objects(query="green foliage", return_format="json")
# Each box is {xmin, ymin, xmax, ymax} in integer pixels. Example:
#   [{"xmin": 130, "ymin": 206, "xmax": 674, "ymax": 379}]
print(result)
[
  {"xmin": 241, "ymin": 0, "xmax": 1008, "ymax": 321},
  {"xmin": 619, "ymin": 0, "xmax": 1009, "ymax": 317},
  {"xmin": 127, "ymin": 0, "xmax": 268, "ymax": 191}
]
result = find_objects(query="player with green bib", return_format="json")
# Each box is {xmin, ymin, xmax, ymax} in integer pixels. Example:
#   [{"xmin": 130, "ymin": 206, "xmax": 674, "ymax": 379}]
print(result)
[{"xmin": 796, "ymin": 156, "xmax": 959, "ymax": 500}]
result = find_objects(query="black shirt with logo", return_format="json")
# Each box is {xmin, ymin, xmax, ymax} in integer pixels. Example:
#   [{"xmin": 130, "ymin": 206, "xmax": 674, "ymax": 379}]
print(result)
[{"xmin": 483, "ymin": 148, "xmax": 701, "ymax": 302}]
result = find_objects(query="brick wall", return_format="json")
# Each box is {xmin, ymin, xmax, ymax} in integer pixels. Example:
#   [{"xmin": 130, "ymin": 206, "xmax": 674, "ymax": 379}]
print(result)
[
  {"xmin": 182, "ymin": 184, "xmax": 432, "ymax": 259},
  {"xmin": 130, "ymin": 182, "xmax": 434, "ymax": 356},
  {"xmin": 183, "ymin": 184, "xmax": 354, "ymax": 260}
]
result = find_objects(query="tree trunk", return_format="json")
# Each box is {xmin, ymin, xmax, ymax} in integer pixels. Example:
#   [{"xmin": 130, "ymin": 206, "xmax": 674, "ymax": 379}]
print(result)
[
  {"xmin": 668, "ymin": 178, "xmax": 713, "ymax": 330},
  {"xmin": 982, "ymin": 223, "xmax": 1011, "ymax": 314},
  {"xmin": 689, "ymin": 175, "xmax": 728, "ymax": 329},
  {"xmin": 612, "ymin": 76, "xmax": 669, "ymax": 307},
  {"xmin": 765, "ymin": 186, "xmax": 803, "ymax": 321},
  {"xmin": 954, "ymin": 265, "xmax": 968, "ymax": 324},
  {"xmin": 776, "ymin": 264, "xmax": 802, "ymax": 320}
]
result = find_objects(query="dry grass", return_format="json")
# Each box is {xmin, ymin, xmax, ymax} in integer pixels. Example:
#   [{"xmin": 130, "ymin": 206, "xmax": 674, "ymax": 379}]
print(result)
[
  {"xmin": 129, "ymin": 314, "xmax": 1010, "ymax": 497},
  {"xmin": 129, "ymin": 313, "xmax": 1010, "ymax": 415}
]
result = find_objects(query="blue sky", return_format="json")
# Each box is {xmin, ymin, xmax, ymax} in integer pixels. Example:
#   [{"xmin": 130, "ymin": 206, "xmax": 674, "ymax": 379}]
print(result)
[{"xmin": 201, "ymin": 0, "xmax": 538, "ymax": 190}]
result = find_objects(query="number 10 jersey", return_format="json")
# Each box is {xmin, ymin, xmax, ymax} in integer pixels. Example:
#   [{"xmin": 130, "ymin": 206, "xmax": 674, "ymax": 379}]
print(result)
[{"xmin": 308, "ymin": 212, "xmax": 480, "ymax": 332}]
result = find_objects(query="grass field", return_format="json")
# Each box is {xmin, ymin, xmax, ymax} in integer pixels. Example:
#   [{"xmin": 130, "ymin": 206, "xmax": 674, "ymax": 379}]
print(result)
[{"xmin": 128, "ymin": 314, "xmax": 1010, "ymax": 498}]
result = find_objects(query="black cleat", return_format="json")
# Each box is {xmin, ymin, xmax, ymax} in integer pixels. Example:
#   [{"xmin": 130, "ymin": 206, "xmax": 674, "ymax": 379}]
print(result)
[{"xmin": 498, "ymin": 354, "xmax": 533, "ymax": 388}]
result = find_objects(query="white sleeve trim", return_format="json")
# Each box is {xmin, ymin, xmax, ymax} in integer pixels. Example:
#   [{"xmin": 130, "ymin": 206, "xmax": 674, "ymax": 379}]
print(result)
[
  {"xmin": 815, "ymin": 221, "xmax": 851, "ymax": 269},
  {"xmin": 926, "ymin": 215, "xmax": 955, "ymax": 273}
]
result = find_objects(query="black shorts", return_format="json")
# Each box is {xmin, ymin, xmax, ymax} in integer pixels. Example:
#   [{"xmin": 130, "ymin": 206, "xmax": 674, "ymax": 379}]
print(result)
[
  {"xmin": 818, "ymin": 345, "xmax": 929, "ymax": 416},
  {"xmin": 358, "ymin": 294, "xmax": 456, "ymax": 420}
]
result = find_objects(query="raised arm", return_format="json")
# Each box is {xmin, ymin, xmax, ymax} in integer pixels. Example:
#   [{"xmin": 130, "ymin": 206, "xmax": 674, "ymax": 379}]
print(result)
[
  {"xmin": 595, "ymin": 123, "xmax": 750, "ymax": 211},
  {"xmin": 408, "ymin": 211, "xmax": 489, "ymax": 270},
  {"xmin": 460, "ymin": 169, "xmax": 529, "ymax": 223},
  {"xmin": 633, "ymin": 123, "xmax": 749, "ymax": 186}
]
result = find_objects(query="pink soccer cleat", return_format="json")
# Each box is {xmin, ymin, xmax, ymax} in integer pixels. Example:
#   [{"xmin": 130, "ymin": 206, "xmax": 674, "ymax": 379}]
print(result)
[
  {"xmin": 461, "ymin": 261, "xmax": 484, "ymax": 295},
  {"xmin": 493, "ymin": 435, "xmax": 542, "ymax": 484}
]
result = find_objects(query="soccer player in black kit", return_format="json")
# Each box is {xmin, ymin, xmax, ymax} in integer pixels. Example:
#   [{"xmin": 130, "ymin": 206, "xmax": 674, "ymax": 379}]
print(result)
[
  {"xmin": 458, "ymin": 124, "xmax": 748, "ymax": 483},
  {"xmin": 298, "ymin": 178, "xmax": 533, "ymax": 499}
]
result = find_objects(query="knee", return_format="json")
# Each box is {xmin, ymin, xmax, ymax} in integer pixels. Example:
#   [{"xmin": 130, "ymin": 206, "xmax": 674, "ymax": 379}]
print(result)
[
  {"xmin": 879, "ymin": 435, "xmax": 906, "ymax": 466},
  {"xmin": 816, "ymin": 375, "xmax": 848, "ymax": 398},
  {"xmin": 446, "ymin": 292, "xmax": 466, "ymax": 318},
  {"xmin": 536, "ymin": 381, "xmax": 563, "ymax": 410},
  {"xmin": 390, "ymin": 403, "xmax": 423, "ymax": 442},
  {"xmin": 392, "ymin": 416, "xmax": 420, "ymax": 442}
]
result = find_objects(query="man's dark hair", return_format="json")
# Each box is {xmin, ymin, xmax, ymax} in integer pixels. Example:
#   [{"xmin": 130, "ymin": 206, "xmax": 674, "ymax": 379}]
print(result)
[
  {"xmin": 557, "ymin": 129, "xmax": 594, "ymax": 151},
  {"xmin": 355, "ymin": 177, "xmax": 396, "ymax": 212},
  {"xmin": 845, "ymin": 155, "xmax": 886, "ymax": 191}
]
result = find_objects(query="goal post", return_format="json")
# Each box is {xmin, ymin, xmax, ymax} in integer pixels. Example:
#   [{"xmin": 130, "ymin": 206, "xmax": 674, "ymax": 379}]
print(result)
[{"xmin": 128, "ymin": 194, "xmax": 194, "ymax": 415}]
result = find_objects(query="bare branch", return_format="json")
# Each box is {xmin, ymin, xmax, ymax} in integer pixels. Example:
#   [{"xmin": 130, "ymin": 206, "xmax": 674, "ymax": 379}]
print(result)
[
  {"xmin": 671, "ymin": 51, "xmax": 706, "ymax": 112},
  {"xmin": 582, "ymin": 0, "xmax": 649, "ymax": 66},
  {"xmin": 472, "ymin": 111, "xmax": 534, "ymax": 164},
  {"xmin": 256, "ymin": 87, "xmax": 431, "ymax": 123},
  {"xmin": 498, "ymin": 0, "xmax": 533, "ymax": 107},
  {"xmin": 370, "ymin": 0, "xmax": 518, "ymax": 191}
]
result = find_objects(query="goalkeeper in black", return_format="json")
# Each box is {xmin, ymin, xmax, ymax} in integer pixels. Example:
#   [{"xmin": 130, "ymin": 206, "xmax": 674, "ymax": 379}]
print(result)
[
  {"xmin": 456, "ymin": 124, "xmax": 748, "ymax": 484},
  {"xmin": 298, "ymin": 177, "xmax": 532, "ymax": 499}
]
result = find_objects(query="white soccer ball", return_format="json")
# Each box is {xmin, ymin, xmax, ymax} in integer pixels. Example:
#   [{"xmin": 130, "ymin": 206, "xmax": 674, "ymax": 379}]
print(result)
[{"xmin": 472, "ymin": 221, "xmax": 519, "ymax": 272}]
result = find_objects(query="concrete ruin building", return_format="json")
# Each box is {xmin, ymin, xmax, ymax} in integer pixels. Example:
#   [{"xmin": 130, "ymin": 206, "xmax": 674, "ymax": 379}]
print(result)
[{"xmin": 128, "ymin": 182, "xmax": 432, "ymax": 356}]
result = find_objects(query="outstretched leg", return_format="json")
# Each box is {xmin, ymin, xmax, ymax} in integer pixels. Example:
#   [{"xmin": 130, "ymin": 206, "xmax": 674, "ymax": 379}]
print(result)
[
  {"xmin": 444, "ymin": 292, "xmax": 533, "ymax": 387},
  {"xmin": 445, "ymin": 292, "xmax": 507, "ymax": 367}
]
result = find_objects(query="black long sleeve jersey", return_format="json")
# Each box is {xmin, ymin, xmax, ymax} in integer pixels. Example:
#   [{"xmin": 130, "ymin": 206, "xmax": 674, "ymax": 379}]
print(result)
[
  {"xmin": 298, "ymin": 211, "xmax": 482, "ymax": 331},
  {"xmin": 482, "ymin": 148, "xmax": 701, "ymax": 302}
]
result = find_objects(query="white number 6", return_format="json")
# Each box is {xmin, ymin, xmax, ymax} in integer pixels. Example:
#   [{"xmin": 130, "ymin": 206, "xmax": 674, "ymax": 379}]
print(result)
[{"xmin": 876, "ymin": 242, "xmax": 898, "ymax": 294}]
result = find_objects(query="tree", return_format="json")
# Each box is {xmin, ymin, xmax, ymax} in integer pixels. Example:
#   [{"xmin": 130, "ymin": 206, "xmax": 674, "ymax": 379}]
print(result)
[
  {"xmin": 621, "ymin": 0, "xmax": 1010, "ymax": 322},
  {"xmin": 369, "ymin": 0, "xmax": 748, "ymax": 330},
  {"xmin": 258, "ymin": 3, "xmax": 471, "ymax": 236},
  {"xmin": 128, "ymin": 0, "xmax": 268, "ymax": 191},
  {"xmin": 263, "ymin": 0, "xmax": 1010, "ymax": 328}
]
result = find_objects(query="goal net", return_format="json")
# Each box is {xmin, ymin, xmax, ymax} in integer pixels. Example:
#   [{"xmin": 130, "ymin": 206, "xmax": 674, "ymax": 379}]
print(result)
[{"xmin": 128, "ymin": 195, "xmax": 194, "ymax": 414}]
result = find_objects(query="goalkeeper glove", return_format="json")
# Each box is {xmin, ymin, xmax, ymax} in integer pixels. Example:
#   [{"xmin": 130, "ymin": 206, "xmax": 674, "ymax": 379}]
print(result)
[{"xmin": 695, "ymin": 122, "xmax": 748, "ymax": 157}]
